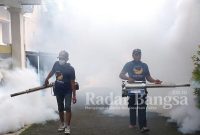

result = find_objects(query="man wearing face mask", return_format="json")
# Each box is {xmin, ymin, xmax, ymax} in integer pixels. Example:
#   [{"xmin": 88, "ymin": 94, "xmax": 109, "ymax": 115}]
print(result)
[
  {"xmin": 119, "ymin": 49, "xmax": 162, "ymax": 133},
  {"xmin": 44, "ymin": 50, "xmax": 76, "ymax": 134}
]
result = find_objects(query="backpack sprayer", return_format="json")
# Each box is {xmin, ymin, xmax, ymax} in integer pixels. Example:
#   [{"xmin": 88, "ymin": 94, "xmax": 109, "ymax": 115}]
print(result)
[{"xmin": 122, "ymin": 80, "xmax": 191, "ymax": 97}]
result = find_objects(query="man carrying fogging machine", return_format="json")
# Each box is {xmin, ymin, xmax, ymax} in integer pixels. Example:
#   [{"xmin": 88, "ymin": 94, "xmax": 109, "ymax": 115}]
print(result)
[
  {"xmin": 10, "ymin": 50, "xmax": 79, "ymax": 134},
  {"xmin": 44, "ymin": 50, "xmax": 76, "ymax": 135},
  {"xmin": 119, "ymin": 49, "xmax": 162, "ymax": 133}
]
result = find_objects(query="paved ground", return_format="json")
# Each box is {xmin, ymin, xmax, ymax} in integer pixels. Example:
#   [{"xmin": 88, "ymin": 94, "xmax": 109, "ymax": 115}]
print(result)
[{"xmin": 18, "ymin": 107, "xmax": 200, "ymax": 135}]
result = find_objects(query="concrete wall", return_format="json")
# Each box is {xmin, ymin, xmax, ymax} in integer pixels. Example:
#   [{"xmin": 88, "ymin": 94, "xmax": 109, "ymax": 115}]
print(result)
[
  {"xmin": 0, "ymin": 7, "xmax": 11, "ymax": 45},
  {"xmin": 0, "ymin": 7, "xmax": 11, "ymax": 59},
  {"xmin": 0, "ymin": 1, "xmax": 41, "ymax": 68},
  {"xmin": 0, "ymin": 45, "xmax": 11, "ymax": 58}
]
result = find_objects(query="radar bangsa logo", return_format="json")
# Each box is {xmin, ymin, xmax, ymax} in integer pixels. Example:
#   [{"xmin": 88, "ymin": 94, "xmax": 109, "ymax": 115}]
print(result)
[{"xmin": 85, "ymin": 92, "xmax": 188, "ymax": 110}]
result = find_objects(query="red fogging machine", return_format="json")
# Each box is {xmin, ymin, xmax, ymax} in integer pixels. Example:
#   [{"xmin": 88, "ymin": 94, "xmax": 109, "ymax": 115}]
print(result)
[
  {"xmin": 10, "ymin": 82, "xmax": 79, "ymax": 97},
  {"xmin": 122, "ymin": 80, "xmax": 191, "ymax": 97}
]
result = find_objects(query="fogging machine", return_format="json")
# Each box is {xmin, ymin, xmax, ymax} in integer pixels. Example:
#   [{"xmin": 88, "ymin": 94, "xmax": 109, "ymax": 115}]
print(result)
[
  {"xmin": 122, "ymin": 80, "xmax": 190, "ymax": 97},
  {"xmin": 10, "ymin": 82, "xmax": 79, "ymax": 97}
]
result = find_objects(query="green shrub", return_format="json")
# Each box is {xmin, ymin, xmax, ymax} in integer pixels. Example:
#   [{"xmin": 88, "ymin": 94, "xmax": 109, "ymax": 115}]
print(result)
[{"xmin": 192, "ymin": 45, "xmax": 200, "ymax": 108}]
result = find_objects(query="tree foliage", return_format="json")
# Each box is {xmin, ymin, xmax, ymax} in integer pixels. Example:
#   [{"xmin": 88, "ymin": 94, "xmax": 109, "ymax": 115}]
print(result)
[{"xmin": 192, "ymin": 45, "xmax": 200, "ymax": 108}]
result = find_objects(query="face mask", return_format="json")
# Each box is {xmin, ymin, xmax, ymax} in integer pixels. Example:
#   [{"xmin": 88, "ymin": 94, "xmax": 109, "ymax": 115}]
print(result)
[{"xmin": 59, "ymin": 60, "xmax": 66, "ymax": 65}]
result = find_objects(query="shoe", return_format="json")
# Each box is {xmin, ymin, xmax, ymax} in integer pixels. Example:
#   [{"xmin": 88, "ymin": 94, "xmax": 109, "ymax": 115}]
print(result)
[
  {"xmin": 57, "ymin": 124, "xmax": 65, "ymax": 132},
  {"xmin": 64, "ymin": 126, "xmax": 70, "ymax": 134},
  {"xmin": 129, "ymin": 124, "xmax": 136, "ymax": 128},
  {"xmin": 140, "ymin": 127, "xmax": 150, "ymax": 133}
]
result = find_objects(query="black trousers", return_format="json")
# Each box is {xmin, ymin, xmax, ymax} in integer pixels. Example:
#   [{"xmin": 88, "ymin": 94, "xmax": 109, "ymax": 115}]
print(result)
[
  {"xmin": 56, "ymin": 93, "xmax": 72, "ymax": 112},
  {"xmin": 128, "ymin": 94, "xmax": 147, "ymax": 129}
]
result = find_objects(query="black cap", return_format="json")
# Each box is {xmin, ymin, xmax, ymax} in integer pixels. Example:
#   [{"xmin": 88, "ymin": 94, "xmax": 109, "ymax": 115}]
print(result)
[{"xmin": 132, "ymin": 49, "xmax": 141, "ymax": 54}]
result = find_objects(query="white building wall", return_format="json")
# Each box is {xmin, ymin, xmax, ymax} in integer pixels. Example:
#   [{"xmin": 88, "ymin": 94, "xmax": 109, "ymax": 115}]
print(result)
[
  {"xmin": 0, "ymin": 1, "xmax": 41, "ymax": 68},
  {"xmin": 0, "ymin": 24, "xmax": 3, "ymax": 44},
  {"xmin": 0, "ymin": 7, "xmax": 11, "ymax": 45}
]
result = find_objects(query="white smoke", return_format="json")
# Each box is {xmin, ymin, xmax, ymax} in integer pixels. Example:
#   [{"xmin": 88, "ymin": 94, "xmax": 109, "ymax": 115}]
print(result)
[
  {"xmin": 191, "ymin": 81, "xmax": 200, "ymax": 89},
  {"xmin": 164, "ymin": 0, "xmax": 200, "ymax": 134},
  {"xmin": 166, "ymin": 81, "xmax": 200, "ymax": 134},
  {"xmin": 0, "ymin": 61, "xmax": 58, "ymax": 134},
  {"xmin": 21, "ymin": 0, "xmax": 200, "ymax": 134},
  {"xmin": 168, "ymin": 87, "xmax": 200, "ymax": 134},
  {"xmin": 0, "ymin": 71, "xmax": 3, "ymax": 83}
]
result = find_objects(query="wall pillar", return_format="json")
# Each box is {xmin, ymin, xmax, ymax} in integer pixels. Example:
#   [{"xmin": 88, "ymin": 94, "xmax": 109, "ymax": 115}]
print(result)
[{"xmin": 8, "ymin": 7, "xmax": 25, "ymax": 68}]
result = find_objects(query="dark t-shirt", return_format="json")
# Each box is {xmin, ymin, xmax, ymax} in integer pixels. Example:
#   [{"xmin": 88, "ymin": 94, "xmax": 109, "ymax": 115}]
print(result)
[
  {"xmin": 50, "ymin": 61, "xmax": 75, "ymax": 95},
  {"xmin": 121, "ymin": 60, "xmax": 150, "ymax": 81}
]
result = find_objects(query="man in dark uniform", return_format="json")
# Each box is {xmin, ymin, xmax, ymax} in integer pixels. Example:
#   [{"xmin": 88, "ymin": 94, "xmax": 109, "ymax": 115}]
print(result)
[
  {"xmin": 44, "ymin": 50, "xmax": 76, "ymax": 134},
  {"xmin": 119, "ymin": 49, "xmax": 162, "ymax": 133}
]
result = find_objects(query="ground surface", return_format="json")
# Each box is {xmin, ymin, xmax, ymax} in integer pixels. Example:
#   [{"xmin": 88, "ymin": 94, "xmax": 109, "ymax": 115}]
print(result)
[{"xmin": 18, "ymin": 107, "xmax": 200, "ymax": 135}]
